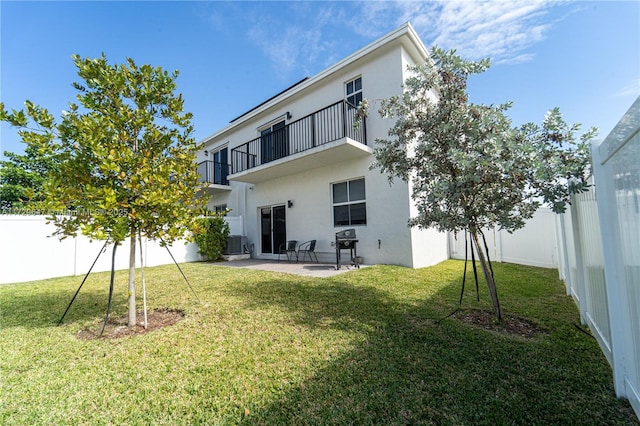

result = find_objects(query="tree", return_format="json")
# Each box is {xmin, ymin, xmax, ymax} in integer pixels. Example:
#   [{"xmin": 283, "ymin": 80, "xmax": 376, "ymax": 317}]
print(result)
[
  {"xmin": 365, "ymin": 47, "xmax": 596, "ymax": 320},
  {"xmin": 0, "ymin": 144, "xmax": 57, "ymax": 210},
  {"xmin": 1, "ymin": 54, "xmax": 206, "ymax": 327}
]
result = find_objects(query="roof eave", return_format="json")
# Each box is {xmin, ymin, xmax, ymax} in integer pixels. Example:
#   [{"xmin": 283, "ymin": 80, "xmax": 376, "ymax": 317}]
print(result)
[{"xmin": 200, "ymin": 22, "xmax": 429, "ymax": 145}]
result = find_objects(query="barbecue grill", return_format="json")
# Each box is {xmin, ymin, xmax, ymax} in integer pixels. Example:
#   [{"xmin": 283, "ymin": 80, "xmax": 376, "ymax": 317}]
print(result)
[{"xmin": 335, "ymin": 228, "xmax": 359, "ymax": 270}]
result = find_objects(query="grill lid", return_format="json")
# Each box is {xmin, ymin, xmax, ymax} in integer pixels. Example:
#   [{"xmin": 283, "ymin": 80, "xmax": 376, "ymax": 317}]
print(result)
[{"xmin": 336, "ymin": 228, "xmax": 356, "ymax": 239}]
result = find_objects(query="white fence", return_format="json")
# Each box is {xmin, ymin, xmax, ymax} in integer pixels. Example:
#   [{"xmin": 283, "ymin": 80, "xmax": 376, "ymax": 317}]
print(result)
[
  {"xmin": 556, "ymin": 96, "xmax": 639, "ymax": 417},
  {"xmin": 0, "ymin": 215, "xmax": 201, "ymax": 284},
  {"xmin": 224, "ymin": 215, "xmax": 244, "ymax": 237},
  {"xmin": 449, "ymin": 207, "xmax": 558, "ymax": 269},
  {"xmin": 0, "ymin": 215, "xmax": 245, "ymax": 285}
]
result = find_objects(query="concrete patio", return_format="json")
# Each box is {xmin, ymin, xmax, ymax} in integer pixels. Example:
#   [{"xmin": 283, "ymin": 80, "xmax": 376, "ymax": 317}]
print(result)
[{"xmin": 214, "ymin": 258, "xmax": 365, "ymax": 278}]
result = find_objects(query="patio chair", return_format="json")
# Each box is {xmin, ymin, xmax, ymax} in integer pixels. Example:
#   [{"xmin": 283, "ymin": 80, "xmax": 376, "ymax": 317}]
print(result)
[
  {"xmin": 297, "ymin": 240, "xmax": 318, "ymax": 263},
  {"xmin": 278, "ymin": 240, "xmax": 298, "ymax": 262}
]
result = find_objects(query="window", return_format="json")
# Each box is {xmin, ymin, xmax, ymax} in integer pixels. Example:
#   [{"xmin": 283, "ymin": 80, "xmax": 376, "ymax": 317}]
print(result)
[
  {"xmin": 332, "ymin": 178, "xmax": 366, "ymax": 226},
  {"xmin": 345, "ymin": 76, "xmax": 362, "ymax": 107},
  {"xmin": 213, "ymin": 204, "xmax": 227, "ymax": 215}
]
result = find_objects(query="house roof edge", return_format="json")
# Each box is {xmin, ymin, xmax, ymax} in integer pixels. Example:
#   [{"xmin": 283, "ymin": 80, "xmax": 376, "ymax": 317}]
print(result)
[{"xmin": 200, "ymin": 22, "xmax": 428, "ymax": 145}]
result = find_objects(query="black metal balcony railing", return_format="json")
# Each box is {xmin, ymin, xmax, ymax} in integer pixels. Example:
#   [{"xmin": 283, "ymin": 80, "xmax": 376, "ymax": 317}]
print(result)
[
  {"xmin": 231, "ymin": 100, "xmax": 367, "ymax": 174},
  {"xmin": 197, "ymin": 160, "xmax": 230, "ymax": 186}
]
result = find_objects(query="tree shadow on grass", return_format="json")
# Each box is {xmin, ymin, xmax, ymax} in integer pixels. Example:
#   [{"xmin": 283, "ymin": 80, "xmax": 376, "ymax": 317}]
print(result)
[
  {"xmin": 222, "ymin": 270, "xmax": 638, "ymax": 425},
  {"xmin": 0, "ymin": 280, "xmax": 128, "ymax": 329},
  {"xmin": 0, "ymin": 263, "xmax": 202, "ymax": 331}
]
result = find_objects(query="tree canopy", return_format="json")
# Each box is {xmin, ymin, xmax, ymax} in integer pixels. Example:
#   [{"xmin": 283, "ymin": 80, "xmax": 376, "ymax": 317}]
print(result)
[
  {"xmin": 0, "ymin": 144, "xmax": 57, "ymax": 210},
  {"xmin": 365, "ymin": 47, "xmax": 597, "ymax": 319}
]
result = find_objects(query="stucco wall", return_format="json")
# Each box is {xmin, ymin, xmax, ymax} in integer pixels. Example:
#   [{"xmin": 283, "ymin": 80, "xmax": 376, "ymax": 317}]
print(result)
[
  {"xmin": 241, "ymin": 154, "xmax": 419, "ymax": 266},
  {"xmin": 221, "ymin": 40, "xmax": 446, "ymax": 267},
  {"xmin": 199, "ymin": 28, "xmax": 450, "ymax": 268}
]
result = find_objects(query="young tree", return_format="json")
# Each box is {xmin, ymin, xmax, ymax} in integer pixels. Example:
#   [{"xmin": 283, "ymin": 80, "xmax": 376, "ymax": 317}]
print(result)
[
  {"xmin": 1, "ymin": 54, "xmax": 206, "ymax": 327},
  {"xmin": 365, "ymin": 47, "xmax": 596, "ymax": 320},
  {"xmin": 0, "ymin": 144, "xmax": 57, "ymax": 210}
]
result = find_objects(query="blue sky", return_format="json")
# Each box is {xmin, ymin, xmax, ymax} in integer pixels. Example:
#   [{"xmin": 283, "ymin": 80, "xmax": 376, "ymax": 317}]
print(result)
[{"xmin": 1, "ymin": 1, "xmax": 638, "ymax": 159}]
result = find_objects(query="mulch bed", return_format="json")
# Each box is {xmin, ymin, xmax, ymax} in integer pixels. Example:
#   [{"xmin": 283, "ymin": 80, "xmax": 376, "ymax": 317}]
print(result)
[
  {"xmin": 77, "ymin": 307, "xmax": 185, "ymax": 340},
  {"xmin": 76, "ymin": 306, "xmax": 543, "ymax": 340},
  {"xmin": 454, "ymin": 309, "xmax": 546, "ymax": 339}
]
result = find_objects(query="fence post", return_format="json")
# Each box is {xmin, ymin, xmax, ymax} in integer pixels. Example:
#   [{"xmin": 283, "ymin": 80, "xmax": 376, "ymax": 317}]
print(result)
[
  {"xmin": 493, "ymin": 227, "xmax": 503, "ymax": 263},
  {"xmin": 568, "ymin": 193, "xmax": 589, "ymax": 324},
  {"xmin": 554, "ymin": 213, "xmax": 571, "ymax": 293}
]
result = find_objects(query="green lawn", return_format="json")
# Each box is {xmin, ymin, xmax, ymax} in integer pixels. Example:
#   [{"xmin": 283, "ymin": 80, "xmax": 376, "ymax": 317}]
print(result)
[{"xmin": 1, "ymin": 260, "xmax": 637, "ymax": 425}]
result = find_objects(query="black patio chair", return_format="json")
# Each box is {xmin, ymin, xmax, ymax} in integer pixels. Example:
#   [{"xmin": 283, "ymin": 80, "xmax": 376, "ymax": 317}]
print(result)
[
  {"xmin": 297, "ymin": 240, "xmax": 318, "ymax": 263},
  {"xmin": 278, "ymin": 240, "xmax": 298, "ymax": 262}
]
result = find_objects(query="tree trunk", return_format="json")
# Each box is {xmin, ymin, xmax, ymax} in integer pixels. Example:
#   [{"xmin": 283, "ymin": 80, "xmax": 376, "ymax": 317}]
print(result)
[
  {"xmin": 128, "ymin": 233, "xmax": 137, "ymax": 327},
  {"xmin": 138, "ymin": 231, "xmax": 148, "ymax": 329},
  {"xmin": 470, "ymin": 229, "xmax": 502, "ymax": 320}
]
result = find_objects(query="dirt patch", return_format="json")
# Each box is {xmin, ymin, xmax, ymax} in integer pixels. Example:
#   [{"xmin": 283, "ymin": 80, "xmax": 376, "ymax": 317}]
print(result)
[
  {"xmin": 77, "ymin": 308, "xmax": 185, "ymax": 340},
  {"xmin": 454, "ymin": 309, "xmax": 546, "ymax": 339}
]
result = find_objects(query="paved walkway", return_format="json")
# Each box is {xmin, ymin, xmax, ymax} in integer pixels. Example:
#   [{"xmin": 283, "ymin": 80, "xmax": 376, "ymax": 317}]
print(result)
[{"xmin": 214, "ymin": 258, "xmax": 365, "ymax": 278}]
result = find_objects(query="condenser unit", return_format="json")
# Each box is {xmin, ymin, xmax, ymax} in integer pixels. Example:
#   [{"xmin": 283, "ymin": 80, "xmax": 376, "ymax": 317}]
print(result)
[{"xmin": 224, "ymin": 235, "xmax": 247, "ymax": 255}]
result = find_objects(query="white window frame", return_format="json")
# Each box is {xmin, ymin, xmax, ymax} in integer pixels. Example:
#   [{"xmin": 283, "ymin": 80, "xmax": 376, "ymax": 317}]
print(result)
[
  {"xmin": 331, "ymin": 177, "xmax": 367, "ymax": 227},
  {"xmin": 213, "ymin": 204, "xmax": 227, "ymax": 215},
  {"xmin": 345, "ymin": 76, "xmax": 363, "ymax": 108},
  {"xmin": 257, "ymin": 113, "xmax": 289, "ymax": 134}
]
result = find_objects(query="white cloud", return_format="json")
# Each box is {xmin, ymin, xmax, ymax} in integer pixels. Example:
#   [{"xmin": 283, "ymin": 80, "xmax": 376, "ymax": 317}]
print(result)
[
  {"xmin": 245, "ymin": 4, "xmax": 348, "ymax": 79},
  {"xmin": 247, "ymin": 26, "xmax": 341, "ymax": 79},
  {"xmin": 237, "ymin": 1, "xmax": 564, "ymax": 79},
  {"xmin": 354, "ymin": 0, "xmax": 559, "ymax": 63},
  {"xmin": 615, "ymin": 79, "xmax": 640, "ymax": 98}
]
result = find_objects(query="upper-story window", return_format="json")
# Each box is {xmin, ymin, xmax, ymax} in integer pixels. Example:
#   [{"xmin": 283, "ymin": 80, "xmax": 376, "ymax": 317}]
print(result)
[{"xmin": 345, "ymin": 76, "xmax": 362, "ymax": 107}]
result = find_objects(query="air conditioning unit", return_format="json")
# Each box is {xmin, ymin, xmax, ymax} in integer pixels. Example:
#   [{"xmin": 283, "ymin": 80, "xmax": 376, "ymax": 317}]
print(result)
[{"xmin": 224, "ymin": 235, "xmax": 247, "ymax": 255}]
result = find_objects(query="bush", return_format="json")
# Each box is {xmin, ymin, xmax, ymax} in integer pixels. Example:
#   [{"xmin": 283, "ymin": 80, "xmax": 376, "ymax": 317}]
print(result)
[{"xmin": 193, "ymin": 215, "xmax": 230, "ymax": 261}]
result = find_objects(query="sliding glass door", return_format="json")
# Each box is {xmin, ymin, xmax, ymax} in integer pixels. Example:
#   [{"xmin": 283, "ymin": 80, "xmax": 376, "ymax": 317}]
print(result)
[
  {"xmin": 260, "ymin": 205, "xmax": 286, "ymax": 254},
  {"xmin": 261, "ymin": 120, "xmax": 288, "ymax": 164}
]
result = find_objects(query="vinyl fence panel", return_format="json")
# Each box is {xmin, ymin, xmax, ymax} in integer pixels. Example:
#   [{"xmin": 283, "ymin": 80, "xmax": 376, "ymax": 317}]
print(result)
[
  {"xmin": 0, "ymin": 215, "xmax": 202, "ymax": 284},
  {"xmin": 589, "ymin": 96, "xmax": 640, "ymax": 417},
  {"xmin": 572, "ymin": 189, "xmax": 612, "ymax": 360},
  {"xmin": 497, "ymin": 208, "xmax": 557, "ymax": 268},
  {"xmin": 449, "ymin": 208, "xmax": 558, "ymax": 269},
  {"xmin": 549, "ymin": 97, "xmax": 640, "ymax": 419}
]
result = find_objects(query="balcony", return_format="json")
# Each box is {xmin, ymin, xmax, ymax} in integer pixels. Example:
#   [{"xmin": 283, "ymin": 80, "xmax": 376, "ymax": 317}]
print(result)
[
  {"xmin": 229, "ymin": 100, "xmax": 371, "ymax": 184},
  {"xmin": 197, "ymin": 160, "xmax": 231, "ymax": 194}
]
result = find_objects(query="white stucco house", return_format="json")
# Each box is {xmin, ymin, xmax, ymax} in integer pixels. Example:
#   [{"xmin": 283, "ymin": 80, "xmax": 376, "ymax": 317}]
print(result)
[{"xmin": 196, "ymin": 22, "xmax": 449, "ymax": 268}]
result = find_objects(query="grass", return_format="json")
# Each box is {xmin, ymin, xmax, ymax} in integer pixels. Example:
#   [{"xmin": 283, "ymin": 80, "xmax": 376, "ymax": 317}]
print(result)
[{"xmin": 0, "ymin": 260, "xmax": 637, "ymax": 425}]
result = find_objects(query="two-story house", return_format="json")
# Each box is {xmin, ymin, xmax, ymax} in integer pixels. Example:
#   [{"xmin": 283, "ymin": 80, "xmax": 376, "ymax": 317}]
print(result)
[{"xmin": 197, "ymin": 22, "xmax": 449, "ymax": 268}]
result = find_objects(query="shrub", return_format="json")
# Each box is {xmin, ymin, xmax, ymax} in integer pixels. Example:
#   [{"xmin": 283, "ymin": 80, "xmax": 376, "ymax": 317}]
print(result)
[{"xmin": 193, "ymin": 214, "xmax": 230, "ymax": 261}]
